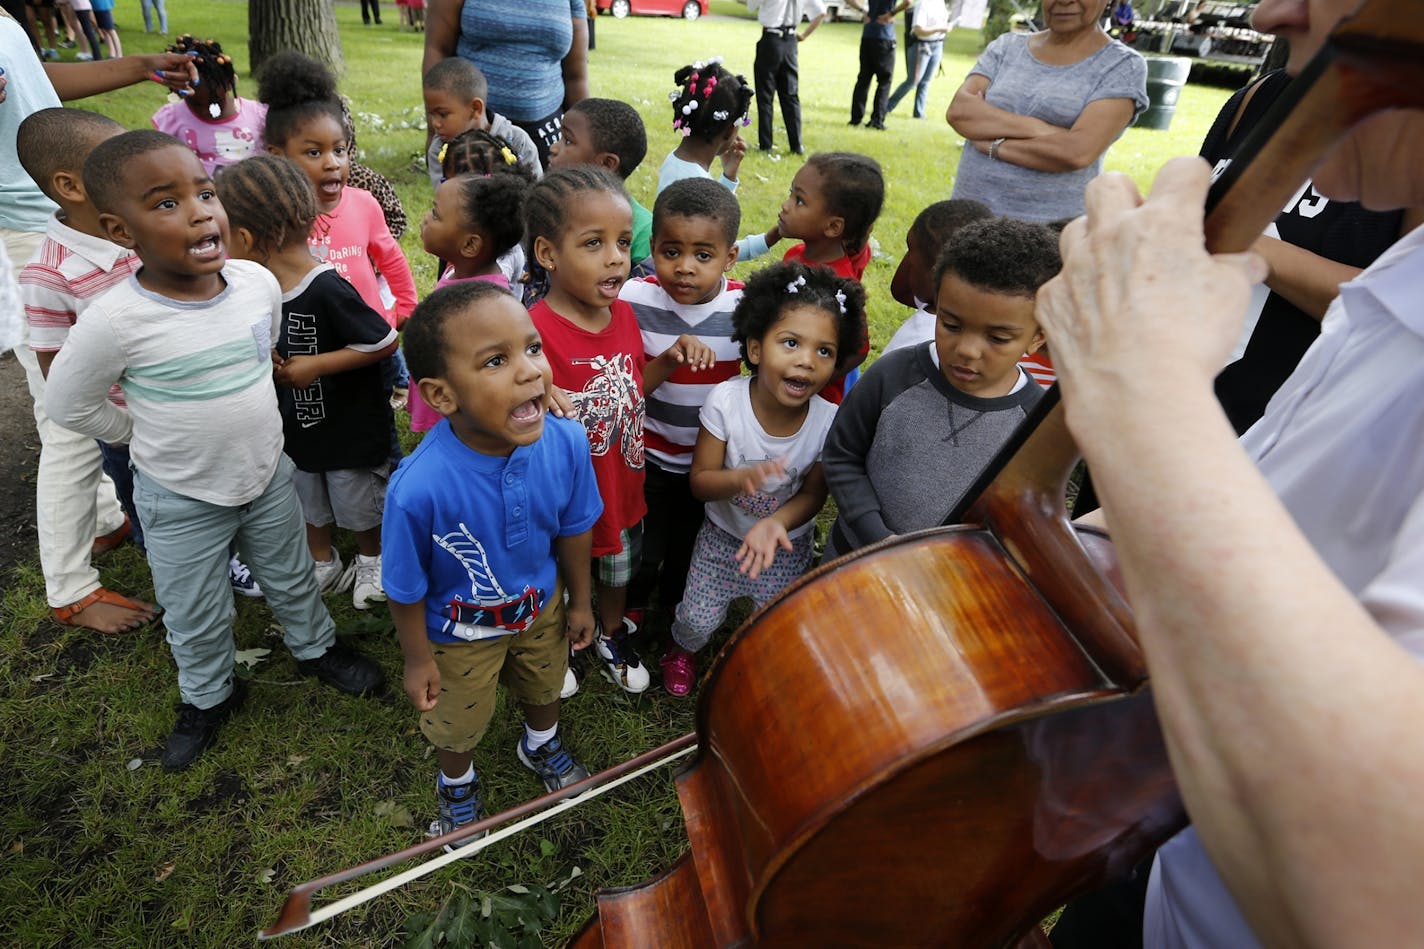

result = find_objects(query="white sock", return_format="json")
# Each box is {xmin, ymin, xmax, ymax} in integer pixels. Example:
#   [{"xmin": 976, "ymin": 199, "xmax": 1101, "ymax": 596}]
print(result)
[
  {"xmin": 440, "ymin": 764, "xmax": 475, "ymax": 786},
  {"xmin": 524, "ymin": 722, "xmax": 557, "ymax": 750}
]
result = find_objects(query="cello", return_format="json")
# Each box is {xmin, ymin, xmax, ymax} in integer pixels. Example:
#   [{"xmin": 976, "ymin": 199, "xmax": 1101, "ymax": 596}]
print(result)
[{"xmin": 261, "ymin": 2, "xmax": 1424, "ymax": 942}]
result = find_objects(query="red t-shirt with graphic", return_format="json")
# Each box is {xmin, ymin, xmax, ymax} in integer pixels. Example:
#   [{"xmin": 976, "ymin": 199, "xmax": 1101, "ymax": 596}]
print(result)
[{"xmin": 530, "ymin": 299, "xmax": 648, "ymax": 558}]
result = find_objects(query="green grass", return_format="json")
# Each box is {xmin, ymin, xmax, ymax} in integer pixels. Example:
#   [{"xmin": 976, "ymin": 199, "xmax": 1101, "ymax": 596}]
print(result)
[{"xmin": 3, "ymin": 2, "xmax": 1235, "ymax": 945}]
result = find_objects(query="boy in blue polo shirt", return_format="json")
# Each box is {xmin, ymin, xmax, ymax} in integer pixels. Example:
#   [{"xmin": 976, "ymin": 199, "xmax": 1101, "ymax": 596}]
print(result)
[{"xmin": 383, "ymin": 280, "xmax": 602, "ymax": 845}]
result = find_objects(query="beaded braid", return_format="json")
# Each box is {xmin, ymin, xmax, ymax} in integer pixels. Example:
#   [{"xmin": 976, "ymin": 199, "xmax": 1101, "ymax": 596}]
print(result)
[
  {"xmin": 168, "ymin": 34, "xmax": 237, "ymax": 110},
  {"xmin": 214, "ymin": 154, "xmax": 319, "ymax": 257},
  {"xmin": 440, "ymin": 128, "xmax": 535, "ymax": 182},
  {"xmin": 668, "ymin": 59, "xmax": 753, "ymax": 144}
]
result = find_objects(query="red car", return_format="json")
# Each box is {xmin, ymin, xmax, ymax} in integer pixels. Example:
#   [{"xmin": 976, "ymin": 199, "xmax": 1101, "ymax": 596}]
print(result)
[{"xmin": 598, "ymin": 0, "xmax": 706, "ymax": 19}]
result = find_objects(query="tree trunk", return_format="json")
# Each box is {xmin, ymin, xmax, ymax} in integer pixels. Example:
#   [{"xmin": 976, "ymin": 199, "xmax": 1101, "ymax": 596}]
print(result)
[{"xmin": 249, "ymin": 0, "xmax": 345, "ymax": 76}]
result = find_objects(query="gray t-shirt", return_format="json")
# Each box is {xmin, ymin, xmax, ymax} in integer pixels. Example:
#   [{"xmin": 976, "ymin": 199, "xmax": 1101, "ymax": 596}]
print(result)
[
  {"xmin": 823, "ymin": 343, "xmax": 1042, "ymax": 556},
  {"xmin": 950, "ymin": 33, "xmax": 1147, "ymax": 223}
]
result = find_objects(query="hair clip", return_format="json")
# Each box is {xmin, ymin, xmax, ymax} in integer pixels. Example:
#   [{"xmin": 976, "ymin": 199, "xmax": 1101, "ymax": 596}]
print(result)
[
  {"xmin": 692, "ymin": 60, "xmax": 705, "ymax": 70},
  {"xmin": 672, "ymin": 118, "xmax": 683, "ymax": 129},
  {"xmin": 708, "ymin": 55, "xmax": 724, "ymax": 65},
  {"xmin": 690, "ymin": 70, "xmax": 700, "ymax": 83},
  {"xmin": 712, "ymin": 110, "xmax": 729, "ymax": 121},
  {"xmin": 680, "ymin": 127, "xmax": 692, "ymax": 138},
  {"xmin": 786, "ymin": 275, "xmax": 806, "ymax": 294},
  {"xmin": 209, "ymin": 103, "xmax": 221, "ymax": 118},
  {"xmin": 668, "ymin": 91, "xmax": 679, "ymax": 102},
  {"xmin": 501, "ymin": 145, "xmax": 517, "ymax": 165},
  {"xmin": 741, "ymin": 115, "xmax": 751, "ymax": 126},
  {"xmin": 835, "ymin": 289, "xmax": 847, "ymax": 314},
  {"xmin": 438, "ymin": 142, "xmax": 449, "ymax": 163}
]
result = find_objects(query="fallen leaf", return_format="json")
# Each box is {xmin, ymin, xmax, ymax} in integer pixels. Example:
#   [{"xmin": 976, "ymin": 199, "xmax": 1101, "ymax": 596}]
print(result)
[
  {"xmin": 257, "ymin": 867, "xmax": 276, "ymax": 884},
  {"xmin": 30, "ymin": 673, "xmax": 53, "ymax": 683},
  {"xmin": 154, "ymin": 860, "xmax": 176, "ymax": 882},
  {"xmin": 286, "ymin": 754, "xmax": 308, "ymax": 767},
  {"xmin": 126, "ymin": 758, "xmax": 143, "ymax": 771},
  {"xmin": 233, "ymin": 647, "xmax": 271, "ymax": 670},
  {"xmin": 374, "ymin": 799, "xmax": 415, "ymax": 829},
  {"xmin": 8, "ymin": 840, "xmax": 22, "ymax": 856}
]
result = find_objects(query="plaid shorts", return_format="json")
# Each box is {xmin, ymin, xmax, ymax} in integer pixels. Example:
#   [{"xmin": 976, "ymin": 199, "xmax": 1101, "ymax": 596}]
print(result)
[{"xmin": 595, "ymin": 521, "xmax": 644, "ymax": 588}]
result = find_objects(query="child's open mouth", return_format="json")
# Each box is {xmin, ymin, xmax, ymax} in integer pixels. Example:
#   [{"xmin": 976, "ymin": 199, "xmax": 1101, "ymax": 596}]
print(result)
[
  {"xmin": 598, "ymin": 277, "xmax": 622, "ymax": 297},
  {"xmin": 510, "ymin": 397, "xmax": 544, "ymax": 427},
  {"xmin": 318, "ymin": 179, "xmax": 343, "ymax": 199},
  {"xmin": 783, "ymin": 376, "xmax": 812, "ymax": 399},
  {"xmin": 189, "ymin": 235, "xmax": 222, "ymax": 260}
]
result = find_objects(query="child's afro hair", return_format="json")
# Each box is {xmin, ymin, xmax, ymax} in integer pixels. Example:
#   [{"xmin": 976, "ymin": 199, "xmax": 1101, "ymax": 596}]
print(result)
[
  {"xmin": 652, "ymin": 177, "xmax": 741, "ymax": 246},
  {"xmin": 16, "ymin": 108, "xmax": 124, "ymax": 202},
  {"xmin": 732, "ymin": 261, "xmax": 867, "ymax": 373},
  {"xmin": 565, "ymin": 98, "xmax": 648, "ymax": 179},
  {"xmin": 445, "ymin": 173, "xmax": 531, "ymax": 260},
  {"xmin": 257, "ymin": 50, "xmax": 345, "ymax": 148},
  {"xmin": 215, "ymin": 154, "xmax": 319, "ymax": 256},
  {"xmin": 669, "ymin": 59, "xmax": 752, "ymax": 144},
  {"xmin": 440, "ymin": 128, "xmax": 536, "ymax": 182},
  {"xmin": 82, "ymin": 129, "xmax": 189, "ymax": 215},
  {"xmin": 933, "ymin": 218, "xmax": 1062, "ymax": 297},
  {"xmin": 403, "ymin": 279, "xmax": 517, "ymax": 383},
  {"xmin": 806, "ymin": 152, "xmax": 884, "ymax": 257},
  {"xmin": 523, "ymin": 165, "xmax": 629, "ymax": 247}
]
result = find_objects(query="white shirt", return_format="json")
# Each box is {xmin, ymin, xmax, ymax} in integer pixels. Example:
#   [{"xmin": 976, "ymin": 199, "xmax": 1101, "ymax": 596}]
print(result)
[
  {"xmin": 45, "ymin": 260, "xmax": 287, "ymax": 507},
  {"xmin": 748, "ymin": 0, "xmax": 826, "ymax": 30},
  {"xmin": 911, "ymin": 0, "xmax": 950, "ymax": 38},
  {"xmin": 700, "ymin": 376, "xmax": 837, "ymax": 540},
  {"xmin": 1144, "ymin": 226, "xmax": 1424, "ymax": 948}
]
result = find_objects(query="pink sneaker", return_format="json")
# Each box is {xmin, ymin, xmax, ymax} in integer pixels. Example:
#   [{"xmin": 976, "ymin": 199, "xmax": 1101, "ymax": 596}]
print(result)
[{"xmin": 659, "ymin": 646, "xmax": 697, "ymax": 697}]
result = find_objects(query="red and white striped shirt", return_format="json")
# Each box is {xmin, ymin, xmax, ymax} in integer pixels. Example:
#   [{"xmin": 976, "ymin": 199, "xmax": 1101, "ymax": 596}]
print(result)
[{"xmin": 22, "ymin": 214, "xmax": 139, "ymax": 407}]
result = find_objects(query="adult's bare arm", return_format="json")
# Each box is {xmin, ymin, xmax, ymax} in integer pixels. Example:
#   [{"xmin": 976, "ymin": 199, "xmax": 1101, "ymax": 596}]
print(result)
[
  {"xmin": 561, "ymin": 16, "xmax": 590, "ymax": 109},
  {"xmin": 982, "ymin": 96, "xmax": 1137, "ymax": 173},
  {"xmin": 945, "ymin": 74, "xmax": 1061, "ymax": 141},
  {"xmin": 1253, "ymin": 206, "xmax": 1424, "ymax": 320},
  {"xmin": 44, "ymin": 50, "xmax": 196, "ymax": 102},
  {"xmin": 423, "ymin": 0, "xmax": 463, "ymax": 151},
  {"xmin": 1037, "ymin": 157, "xmax": 1424, "ymax": 947}
]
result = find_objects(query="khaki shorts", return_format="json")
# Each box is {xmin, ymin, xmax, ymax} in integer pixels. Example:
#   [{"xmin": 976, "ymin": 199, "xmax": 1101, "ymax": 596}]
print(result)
[{"xmin": 419, "ymin": 583, "xmax": 568, "ymax": 754}]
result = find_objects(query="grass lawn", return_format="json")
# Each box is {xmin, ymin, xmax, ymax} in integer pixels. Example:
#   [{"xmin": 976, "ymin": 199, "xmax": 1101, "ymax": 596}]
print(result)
[{"xmin": 2, "ymin": 2, "xmax": 1235, "ymax": 945}]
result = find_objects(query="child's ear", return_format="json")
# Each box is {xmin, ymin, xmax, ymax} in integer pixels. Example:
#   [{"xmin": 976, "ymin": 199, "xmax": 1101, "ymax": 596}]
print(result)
[
  {"xmin": 417, "ymin": 377, "xmax": 457, "ymax": 417},
  {"xmin": 822, "ymin": 215, "xmax": 846, "ymax": 241},
  {"xmin": 745, "ymin": 338, "xmax": 762, "ymax": 367},
  {"xmin": 596, "ymin": 152, "xmax": 622, "ymax": 176},
  {"xmin": 471, "ymin": 98, "xmax": 487, "ymax": 126},
  {"xmin": 1024, "ymin": 326, "xmax": 1047, "ymax": 356},
  {"xmin": 99, "ymin": 212, "xmax": 136, "ymax": 249},
  {"xmin": 532, "ymin": 234, "xmax": 557, "ymax": 271},
  {"xmin": 721, "ymin": 244, "xmax": 739, "ymax": 273},
  {"xmin": 264, "ymin": 144, "xmax": 284, "ymax": 157},
  {"xmin": 228, "ymin": 226, "xmax": 258, "ymax": 261},
  {"xmin": 459, "ymin": 231, "xmax": 483, "ymax": 261},
  {"xmin": 51, "ymin": 169, "xmax": 86, "ymax": 205}
]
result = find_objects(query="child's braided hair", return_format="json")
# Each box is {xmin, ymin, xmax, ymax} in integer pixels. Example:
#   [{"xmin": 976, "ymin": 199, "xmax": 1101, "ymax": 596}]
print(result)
[
  {"xmin": 669, "ymin": 58, "xmax": 752, "ymax": 144},
  {"xmin": 440, "ymin": 128, "xmax": 535, "ymax": 182},
  {"xmin": 214, "ymin": 154, "xmax": 319, "ymax": 257},
  {"xmin": 168, "ymin": 35, "xmax": 237, "ymax": 102}
]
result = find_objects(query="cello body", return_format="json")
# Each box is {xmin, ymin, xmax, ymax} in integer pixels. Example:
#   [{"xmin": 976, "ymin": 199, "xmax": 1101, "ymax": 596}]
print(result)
[{"xmin": 572, "ymin": 403, "xmax": 1185, "ymax": 947}]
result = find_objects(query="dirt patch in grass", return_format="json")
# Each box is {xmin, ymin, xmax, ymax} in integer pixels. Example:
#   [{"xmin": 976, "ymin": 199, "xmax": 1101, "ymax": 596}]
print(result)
[{"xmin": 187, "ymin": 772, "xmax": 250, "ymax": 815}]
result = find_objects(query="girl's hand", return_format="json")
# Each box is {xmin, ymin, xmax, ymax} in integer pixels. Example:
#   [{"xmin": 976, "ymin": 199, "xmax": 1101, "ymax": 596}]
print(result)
[
  {"xmin": 730, "ymin": 457, "xmax": 787, "ymax": 496},
  {"xmin": 565, "ymin": 603, "xmax": 596, "ymax": 651},
  {"xmin": 272, "ymin": 354, "xmax": 320, "ymax": 390},
  {"xmin": 662, "ymin": 334, "xmax": 715, "ymax": 372},
  {"xmin": 721, "ymin": 132, "xmax": 746, "ymax": 180},
  {"xmin": 545, "ymin": 384, "xmax": 578, "ymax": 419},
  {"xmin": 736, "ymin": 518, "xmax": 793, "ymax": 580},
  {"xmin": 403, "ymin": 656, "xmax": 442, "ymax": 712}
]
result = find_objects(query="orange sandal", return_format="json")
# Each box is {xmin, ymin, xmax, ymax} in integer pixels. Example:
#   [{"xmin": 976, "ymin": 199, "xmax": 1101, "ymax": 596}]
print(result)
[
  {"xmin": 50, "ymin": 586, "xmax": 161, "ymax": 634},
  {"xmin": 91, "ymin": 517, "xmax": 132, "ymax": 557}
]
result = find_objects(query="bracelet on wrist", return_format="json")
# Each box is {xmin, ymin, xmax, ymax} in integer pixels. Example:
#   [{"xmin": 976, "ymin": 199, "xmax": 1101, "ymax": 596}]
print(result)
[{"xmin": 989, "ymin": 136, "xmax": 1007, "ymax": 161}]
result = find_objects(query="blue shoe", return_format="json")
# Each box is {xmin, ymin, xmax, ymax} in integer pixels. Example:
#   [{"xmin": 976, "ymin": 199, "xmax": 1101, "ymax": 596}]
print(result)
[
  {"xmin": 434, "ymin": 773, "xmax": 487, "ymax": 851},
  {"xmin": 517, "ymin": 735, "xmax": 589, "ymax": 793},
  {"xmin": 229, "ymin": 556, "xmax": 263, "ymax": 598}
]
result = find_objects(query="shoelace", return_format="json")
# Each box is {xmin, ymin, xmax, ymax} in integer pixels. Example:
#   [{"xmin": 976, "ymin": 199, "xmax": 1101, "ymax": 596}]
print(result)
[
  {"xmin": 230, "ymin": 560, "xmax": 254, "ymax": 585},
  {"xmin": 531, "ymin": 738, "xmax": 575, "ymax": 775},
  {"xmin": 602, "ymin": 635, "xmax": 641, "ymax": 666},
  {"xmin": 354, "ymin": 560, "xmax": 380, "ymax": 587}
]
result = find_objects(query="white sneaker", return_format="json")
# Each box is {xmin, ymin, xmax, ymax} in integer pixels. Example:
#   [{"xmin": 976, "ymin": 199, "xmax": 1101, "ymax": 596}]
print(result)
[
  {"xmin": 352, "ymin": 553, "xmax": 386, "ymax": 610},
  {"xmin": 595, "ymin": 618, "xmax": 650, "ymax": 694},
  {"xmin": 560, "ymin": 665, "xmax": 579, "ymax": 699},
  {"xmin": 313, "ymin": 549, "xmax": 354, "ymax": 594}
]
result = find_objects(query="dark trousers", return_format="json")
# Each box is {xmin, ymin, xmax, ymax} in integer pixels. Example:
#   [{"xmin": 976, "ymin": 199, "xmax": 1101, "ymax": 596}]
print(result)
[
  {"xmin": 850, "ymin": 36, "xmax": 896, "ymax": 126},
  {"xmin": 627, "ymin": 460, "xmax": 705, "ymax": 618},
  {"xmin": 360, "ymin": 0, "xmax": 381, "ymax": 22},
  {"xmin": 97, "ymin": 440, "xmax": 144, "ymax": 552},
  {"xmin": 754, "ymin": 30, "xmax": 803, "ymax": 152}
]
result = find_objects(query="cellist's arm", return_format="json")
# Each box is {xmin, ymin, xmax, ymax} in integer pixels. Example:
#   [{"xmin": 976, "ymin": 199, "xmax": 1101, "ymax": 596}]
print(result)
[{"xmin": 1038, "ymin": 158, "xmax": 1424, "ymax": 947}]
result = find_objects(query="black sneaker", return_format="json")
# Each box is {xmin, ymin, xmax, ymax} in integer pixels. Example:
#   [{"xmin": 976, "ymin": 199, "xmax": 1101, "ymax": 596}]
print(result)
[
  {"xmin": 161, "ymin": 682, "xmax": 245, "ymax": 772},
  {"xmin": 297, "ymin": 642, "xmax": 384, "ymax": 695},
  {"xmin": 434, "ymin": 774, "xmax": 488, "ymax": 851},
  {"xmin": 517, "ymin": 735, "xmax": 589, "ymax": 793}
]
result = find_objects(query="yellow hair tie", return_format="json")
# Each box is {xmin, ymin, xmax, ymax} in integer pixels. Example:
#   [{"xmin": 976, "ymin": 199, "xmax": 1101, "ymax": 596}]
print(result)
[
  {"xmin": 501, "ymin": 146, "xmax": 517, "ymax": 165},
  {"xmin": 438, "ymin": 142, "xmax": 449, "ymax": 164}
]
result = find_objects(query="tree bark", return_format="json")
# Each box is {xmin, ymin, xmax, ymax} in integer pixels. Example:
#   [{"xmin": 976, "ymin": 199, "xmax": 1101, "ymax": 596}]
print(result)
[{"xmin": 249, "ymin": 0, "xmax": 345, "ymax": 76}]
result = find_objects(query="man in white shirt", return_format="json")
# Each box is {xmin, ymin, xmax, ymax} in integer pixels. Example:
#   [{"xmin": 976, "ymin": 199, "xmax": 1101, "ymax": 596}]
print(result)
[{"xmin": 747, "ymin": 0, "xmax": 826, "ymax": 154}]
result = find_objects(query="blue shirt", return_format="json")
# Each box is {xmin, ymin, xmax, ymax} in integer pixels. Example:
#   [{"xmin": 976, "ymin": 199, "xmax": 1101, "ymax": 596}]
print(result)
[
  {"xmin": 0, "ymin": 19, "xmax": 61, "ymax": 234},
  {"xmin": 456, "ymin": 0, "xmax": 585, "ymax": 123},
  {"xmin": 382, "ymin": 417, "xmax": 602, "ymax": 643},
  {"xmin": 862, "ymin": 0, "xmax": 897, "ymax": 42}
]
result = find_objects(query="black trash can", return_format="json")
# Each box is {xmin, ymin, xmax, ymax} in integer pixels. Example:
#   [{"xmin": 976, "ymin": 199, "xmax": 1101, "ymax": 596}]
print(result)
[{"xmin": 1138, "ymin": 55, "xmax": 1192, "ymax": 131}]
